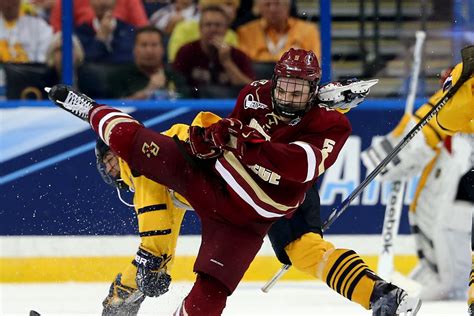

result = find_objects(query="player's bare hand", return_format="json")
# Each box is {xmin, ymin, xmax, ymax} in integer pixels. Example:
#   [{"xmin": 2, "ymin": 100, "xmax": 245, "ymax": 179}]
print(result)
[
  {"xmin": 147, "ymin": 70, "xmax": 166, "ymax": 90},
  {"xmin": 96, "ymin": 10, "xmax": 116, "ymax": 42},
  {"xmin": 211, "ymin": 37, "xmax": 231, "ymax": 64}
]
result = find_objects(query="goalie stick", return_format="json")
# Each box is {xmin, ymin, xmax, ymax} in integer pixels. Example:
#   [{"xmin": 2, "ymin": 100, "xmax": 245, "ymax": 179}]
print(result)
[
  {"xmin": 377, "ymin": 30, "xmax": 425, "ymax": 281},
  {"xmin": 262, "ymin": 44, "xmax": 474, "ymax": 293}
]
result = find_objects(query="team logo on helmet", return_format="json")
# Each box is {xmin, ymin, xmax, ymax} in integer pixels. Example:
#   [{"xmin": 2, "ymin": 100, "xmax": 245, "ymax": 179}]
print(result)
[{"xmin": 304, "ymin": 54, "xmax": 314, "ymax": 66}]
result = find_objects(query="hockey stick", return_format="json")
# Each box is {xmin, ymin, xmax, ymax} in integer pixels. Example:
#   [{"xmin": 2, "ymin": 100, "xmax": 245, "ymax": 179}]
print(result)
[
  {"xmin": 377, "ymin": 31, "xmax": 425, "ymax": 280},
  {"xmin": 261, "ymin": 44, "xmax": 474, "ymax": 293}
]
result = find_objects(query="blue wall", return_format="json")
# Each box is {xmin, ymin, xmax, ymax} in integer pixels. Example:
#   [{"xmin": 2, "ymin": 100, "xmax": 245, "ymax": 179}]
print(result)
[{"xmin": 0, "ymin": 99, "xmax": 424, "ymax": 236}]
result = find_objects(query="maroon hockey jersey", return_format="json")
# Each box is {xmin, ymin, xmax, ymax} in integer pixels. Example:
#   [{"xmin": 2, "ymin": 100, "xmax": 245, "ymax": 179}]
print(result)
[{"xmin": 213, "ymin": 80, "xmax": 352, "ymax": 220}]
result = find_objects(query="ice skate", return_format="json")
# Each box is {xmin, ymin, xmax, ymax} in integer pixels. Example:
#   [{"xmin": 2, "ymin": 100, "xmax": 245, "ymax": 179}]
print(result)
[
  {"xmin": 371, "ymin": 281, "xmax": 422, "ymax": 316},
  {"xmin": 102, "ymin": 274, "xmax": 145, "ymax": 316},
  {"xmin": 45, "ymin": 84, "xmax": 96, "ymax": 121}
]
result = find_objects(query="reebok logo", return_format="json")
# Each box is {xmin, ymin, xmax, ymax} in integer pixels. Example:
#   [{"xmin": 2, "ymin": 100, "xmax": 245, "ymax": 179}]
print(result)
[{"xmin": 381, "ymin": 181, "xmax": 402, "ymax": 254}]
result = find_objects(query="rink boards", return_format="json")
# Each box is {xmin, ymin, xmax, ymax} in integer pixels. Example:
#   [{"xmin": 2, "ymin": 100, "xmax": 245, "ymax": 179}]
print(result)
[
  {"xmin": 0, "ymin": 99, "xmax": 424, "ymax": 282},
  {"xmin": 0, "ymin": 235, "xmax": 418, "ymax": 282}
]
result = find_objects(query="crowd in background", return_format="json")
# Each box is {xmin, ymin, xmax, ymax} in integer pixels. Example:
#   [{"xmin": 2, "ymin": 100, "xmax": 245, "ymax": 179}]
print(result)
[{"xmin": 0, "ymin": 0, "xmax": 321, "ymax": 100}]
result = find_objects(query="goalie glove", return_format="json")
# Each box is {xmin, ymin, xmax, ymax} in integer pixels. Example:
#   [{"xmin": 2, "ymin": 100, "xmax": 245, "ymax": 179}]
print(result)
[
  {"xmin": 360, "ymin": 114, "xmax": 436, "ymax": 181},
  {"xmin": 317, "ymin": 78, "xmax": 378, "ymax": 110},
  {"xmin": 204, "ymin": 118, "xmax": 266, "ymax": 158},
  {"xmin": 134, "ymin": 248, "xmax": 172, "ymax": 297}
]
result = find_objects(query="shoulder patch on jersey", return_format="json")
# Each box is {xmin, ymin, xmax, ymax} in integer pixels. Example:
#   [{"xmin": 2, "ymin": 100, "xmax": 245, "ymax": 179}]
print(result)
[
  {"xmin": 244, "ymin": 94, "xmax": 268, "ymax": 110},
  {"xmin": 442, "ymin": 75, "xmax": 452, "ymax": 92},
  {"xmin": 288, "ymin": 117, "xmax": 302, "ymax": 126}
]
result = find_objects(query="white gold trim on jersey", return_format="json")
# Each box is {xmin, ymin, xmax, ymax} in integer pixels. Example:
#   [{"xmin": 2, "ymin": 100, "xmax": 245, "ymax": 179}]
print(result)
[
  {"xmin": 215, "ymin": 159, "xmax": 287, "ymax": 219},
  {"xmin": 290, "ymin": 141, "xmax": 317, "ymax": 182},
  {"xmin": 98, "ymin": 111, "xmax": 132, "ymax": 140},
  {"xmin": 89, "ymin": 105, "xmax": 109, "ymax": 124},
  {"xmin": 103, "ymin": 117, "xmax": 138, "ymax": 145},
  {"xmin": 223, "ymin": 152, "xmax": 299, "ymax": 211}
]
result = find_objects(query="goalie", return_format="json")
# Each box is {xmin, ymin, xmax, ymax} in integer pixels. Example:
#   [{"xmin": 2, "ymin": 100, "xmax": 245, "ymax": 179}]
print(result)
[{"xmin": 361, "ymin": 63, "xmax": 473, "ymax": 304}]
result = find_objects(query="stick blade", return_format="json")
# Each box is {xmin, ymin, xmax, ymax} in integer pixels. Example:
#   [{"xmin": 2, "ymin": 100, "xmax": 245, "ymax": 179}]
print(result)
[
  {"xmin": 30, "ymin": 311, "xmax": 41, "ymax": 316},
  {"xmin": 461, "ymin": 45, "xmax": 474, "ymax": 77}
]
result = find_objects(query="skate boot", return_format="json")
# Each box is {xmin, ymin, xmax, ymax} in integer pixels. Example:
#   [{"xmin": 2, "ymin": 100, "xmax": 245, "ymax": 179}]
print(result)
[
  {"xmin": 45, "ymin": 84, "xmax": 96, "ymax": 121},
  {"xmin": 469, "ymin": 303, "xmax": 473, "ymax": 316},
  {"xmin": 371, "ymin": 281, "xmax": 422, "ymax": 316},
  {"xmin": 102, "ymin": 273, "xmax": 145, "ymax": 316}
]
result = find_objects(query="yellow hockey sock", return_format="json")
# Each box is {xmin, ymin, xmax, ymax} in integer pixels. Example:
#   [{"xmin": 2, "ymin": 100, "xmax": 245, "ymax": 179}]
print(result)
[
  {"xmin": 285, "ymin": 234, "xmax": 376, "ymax": 309},
  {"xmin": 321, "ymin": 249, "xmax": 376, "ymax": 309}
]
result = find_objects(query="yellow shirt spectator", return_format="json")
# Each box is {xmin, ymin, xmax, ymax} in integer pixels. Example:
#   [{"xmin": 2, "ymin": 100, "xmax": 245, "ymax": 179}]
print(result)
[{"xmin": 237, "ymin": 17, "xmax": 321, "ymax": 62}]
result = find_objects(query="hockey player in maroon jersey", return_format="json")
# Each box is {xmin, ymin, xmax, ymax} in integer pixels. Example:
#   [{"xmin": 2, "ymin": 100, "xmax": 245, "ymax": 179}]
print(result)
[{"xmin": 46, "ymin": 48, "xmax": 420, "ymax": 315}]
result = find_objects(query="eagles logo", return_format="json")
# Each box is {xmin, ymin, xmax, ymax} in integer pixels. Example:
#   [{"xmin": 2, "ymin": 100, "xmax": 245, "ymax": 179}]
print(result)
[{"xmin": 142, "ymin": 142, "xmax": 160, "ymax": 158}]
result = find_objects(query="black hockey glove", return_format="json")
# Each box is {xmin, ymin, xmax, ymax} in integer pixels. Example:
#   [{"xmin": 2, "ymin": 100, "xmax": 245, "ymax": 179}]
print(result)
[
  {"xmin": 134, "ymin": 248, "xmax": 172, "ymax": 297},
  {"xmin": 95, "ymin": 139, "xmax": 128, "ymax": 190}
]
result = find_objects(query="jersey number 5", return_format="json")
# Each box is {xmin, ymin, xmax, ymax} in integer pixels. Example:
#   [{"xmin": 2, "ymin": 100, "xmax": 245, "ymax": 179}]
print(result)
[{"xmin": 318, "ymin": 139, "xmax": 336, "ymax": 175}]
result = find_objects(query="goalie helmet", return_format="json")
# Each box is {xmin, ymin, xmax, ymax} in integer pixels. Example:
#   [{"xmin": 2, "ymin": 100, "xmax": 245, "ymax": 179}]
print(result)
[{"xmin": 272, "ymin": 48, "xmax": 321, "ymax": 119}]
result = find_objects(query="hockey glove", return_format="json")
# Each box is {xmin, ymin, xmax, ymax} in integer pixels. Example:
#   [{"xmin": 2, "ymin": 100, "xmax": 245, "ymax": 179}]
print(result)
[
  {"xmin": 102, "ymin": 273, "xmax": 145, "ymax": 316},
  {"xmin": 360, "ymin": 114, "xmax": 436, "ymax": 181},
  {"xmin": 134, "ymin": 248, "xmax": 172, "ymax": 297},
  {"xmin": 188, "ymin": 126, "xmax": 222, "ymax": 159},
  {"xmin": 204, "ymin": 118, "xmax": 266, "ymax": 158},
  {"xmin": 318, "ymin": 78, "xmax": 378, "ymax": 111}
]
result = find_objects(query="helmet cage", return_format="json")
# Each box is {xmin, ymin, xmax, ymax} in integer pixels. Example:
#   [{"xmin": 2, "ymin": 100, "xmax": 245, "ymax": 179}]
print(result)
[{"xmin": 271, "ymin": 75, "xmax": 319, "ymax": 119}]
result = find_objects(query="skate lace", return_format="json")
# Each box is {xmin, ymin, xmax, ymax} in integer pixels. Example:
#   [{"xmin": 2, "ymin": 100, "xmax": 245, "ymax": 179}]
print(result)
[{"xmin": 58, "ymin": 91, "xmax": 92, "ymax": 118}]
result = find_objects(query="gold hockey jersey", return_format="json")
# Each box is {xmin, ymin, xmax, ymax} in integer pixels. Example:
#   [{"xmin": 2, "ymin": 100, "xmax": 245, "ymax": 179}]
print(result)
[
  {"xmin": 118, "ymin": 111, "xmax": 221, "ymax": 288},
  {"xmin": 436, "ymin": 62, "xmax": 474, "ymax": 134}
]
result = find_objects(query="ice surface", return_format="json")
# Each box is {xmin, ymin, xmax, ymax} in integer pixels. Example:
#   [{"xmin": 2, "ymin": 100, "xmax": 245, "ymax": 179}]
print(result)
[{"xmin": 1, "ymin": 281, "xmax": 466, "ymax": 315}]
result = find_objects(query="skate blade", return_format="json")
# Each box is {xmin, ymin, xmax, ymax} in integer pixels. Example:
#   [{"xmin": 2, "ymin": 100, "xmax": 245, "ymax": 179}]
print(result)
[{"xmin": 397, "ymin": 296, "xmax": 422, "ymax": 315}]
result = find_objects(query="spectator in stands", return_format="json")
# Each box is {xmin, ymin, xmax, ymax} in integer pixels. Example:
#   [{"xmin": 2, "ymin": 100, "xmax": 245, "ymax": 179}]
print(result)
[
  {"xmin": 167, "ymin": 0, "xmax": 240, "ymax": 62},
  {"xmin": 150, "ymin": 0, "xmax": 199, "ymax": 36},
  {"xmin": 232, "ymin": 0, "xmax": 298, "ymax": 28},
  {"xmin": 237, "ymin": 0, "xmax": 321, "ymax": 62},
  {"xmin": 75, "ymin": 0, "xmax": 135, "ymax": 63},
  {"xmin": 50, "ymin": 0, "xmax": 148, "ymax": 33},
  {"xmin": 22, "ymin": 0, "xmax": 55, "ymax": 22},
  {"xmin": 173, "ymin": 5, "xmax": 254, "ymax": 98},
  {"xmin": 142, "ymin": 0, "xmax": 169, "ymax": 18},
  {"xmin": 0, "ymin": 0, "xmax": 53, "ymax": 63},
  {"xmin": 108, "ymin": 26, "xmax": 187, "ymax": 99},
  {"xmin": 45, "ymin": 31, "xmax": 85, "ymax": 86}
]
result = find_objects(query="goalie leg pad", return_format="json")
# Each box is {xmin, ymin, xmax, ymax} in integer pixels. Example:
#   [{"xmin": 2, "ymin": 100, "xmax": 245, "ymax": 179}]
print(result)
[{"xmin": 409, "ymin": 144, "xmax": 472, "ymax": 300}]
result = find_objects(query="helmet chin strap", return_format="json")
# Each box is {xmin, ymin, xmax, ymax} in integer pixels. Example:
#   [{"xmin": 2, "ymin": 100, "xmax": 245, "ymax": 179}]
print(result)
[{"xmin": 116, "ymin": 186, "xmax": 134, "ymax": 207}]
